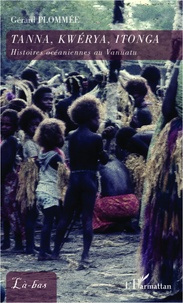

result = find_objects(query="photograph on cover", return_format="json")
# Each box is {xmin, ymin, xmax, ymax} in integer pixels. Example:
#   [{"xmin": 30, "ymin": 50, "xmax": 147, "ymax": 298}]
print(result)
[{"xmin": 1, "ymin": 0, "xmax": 182, "ymax": 302}]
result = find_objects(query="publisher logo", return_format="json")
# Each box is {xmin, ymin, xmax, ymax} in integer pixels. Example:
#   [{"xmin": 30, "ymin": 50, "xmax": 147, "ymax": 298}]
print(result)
[
  {"xmin": 125, "ymin": 274, "xmax": 172, "ymax": 291},
  {"xmin": 6, "ymin": 272, "xmax": 57, "ymax": 303}
]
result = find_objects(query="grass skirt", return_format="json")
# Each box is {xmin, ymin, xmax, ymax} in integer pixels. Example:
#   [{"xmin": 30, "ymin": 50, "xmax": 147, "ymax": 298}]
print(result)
[{"xmin": 140, "ymin": 117, "xmax": 182, "ymax": 293}]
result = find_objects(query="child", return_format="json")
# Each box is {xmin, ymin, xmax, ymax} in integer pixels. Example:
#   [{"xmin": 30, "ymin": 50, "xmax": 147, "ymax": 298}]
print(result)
[
  {"xmin": 21, "ymin": 68, "xmax": 40, "ymax": 90},
  {"xmin": 18, "ymin": 105, "xmax": 45, "ymax": 159},
  {"xmin": 33, "ymin": 118, "xmax": 67, "ymax": 261},
  {"xmin": 115, "ymin": 126, "xmax": 153, "ymax": 160},
  {"xmin": 125, "ymin": 78, "xmax": 152, "ymax": 129},
  {"xmin": 1, "ymin": 109, "xmax": 23, "ymax": 250},
  {"xmin": 56, "ymin": 73, "xmax": 84, "ymax": 136},
  {"xmin": 17, "ymin": 105, "xmax": 45, "ymax": 254},
  {"xmin": 33, "ymin": 86, "xmax": 54, "ymax": 117},
  {"xmin": 1, "ymin": 98, "xmax": 27, "ymax": 114},
  {"xmin": 52, "ymin": 95, "xmax": 109, "ymax": 264},
  {"xmin": 141, "ymin": 65, "xmax": 161, "ymax": 95}
]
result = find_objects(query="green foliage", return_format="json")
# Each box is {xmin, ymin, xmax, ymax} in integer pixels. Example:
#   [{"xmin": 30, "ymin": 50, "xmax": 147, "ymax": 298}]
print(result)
[
  {"xmin": 1, "ymin": 0, "xmax": 114, "ymax": 78},
  {"xmin": 132, "ymin": 2, "xmax": 175, "ymax": 30},
  {"xmin": 1, "ymin": 0, "xmax": 176, "ymax": 79}
]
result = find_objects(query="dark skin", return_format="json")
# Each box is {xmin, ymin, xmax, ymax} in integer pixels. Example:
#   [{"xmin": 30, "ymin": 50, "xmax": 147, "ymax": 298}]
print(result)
[
  {"xmin": 56, "ymin": 93, "xmax": 80, "ymax": 136},
  {"xmin": 116, "ymin": 132, "xmax": 153, "ymax": 160},
  {"xmin": 69, "ymin": 117, "xmax": 108, "ymax": 171},
  {"xmin": 129, "ymin": 93, "xmax": 152, "ymax": 129},
  {"xmin": 38, "ymin": 92, "xmax": 54, "ymax": 113},
  {"xmin": 52, "ymin": 117, "xmax": 108, "ymax": 262},
  {"xmin": 1, "ymin": 116, "xmax": 18, "ymax": 181},
  {"xmin": 26, "ymin": 118, "xmax": 43, "ymax": 138},
  {"xmin": 1, "ymin": 116, "xmax": 23, "ymax": 250},
  {"xmin": 102, "ymin": 125, "xmax": 152, "ymax": 159},
  {"xmin": 130, "ymin": 108, "xmax": 152, "ymax": 129},
  {"xmin": 1, "ymin": 116, "xmax": 16, "ymax": 140}
]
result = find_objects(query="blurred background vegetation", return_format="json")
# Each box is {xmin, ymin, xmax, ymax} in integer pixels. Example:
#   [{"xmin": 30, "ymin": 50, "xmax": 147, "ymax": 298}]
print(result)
[{"xmin": 1, "ymin": 0, "xmax": 176, "ymax": 80}]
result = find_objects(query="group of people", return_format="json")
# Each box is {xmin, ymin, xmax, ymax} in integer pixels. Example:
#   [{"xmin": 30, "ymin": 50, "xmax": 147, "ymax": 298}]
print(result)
[
  {"xmin": 1, "ymin": 76, "xmax": 108, "ymax": 264},
  {"xmin": 0, "ymin": 64, "xmax": 154, "ymax": 261},
  {"xmin": 1, "ymin": 52, "xmax": 182, "ymax": 299}
]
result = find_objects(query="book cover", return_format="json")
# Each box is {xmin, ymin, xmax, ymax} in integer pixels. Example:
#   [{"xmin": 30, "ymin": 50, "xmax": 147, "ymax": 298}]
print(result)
[{"xmin": 1, "ymin": 1, "xmax": 182, "ymax": 303}]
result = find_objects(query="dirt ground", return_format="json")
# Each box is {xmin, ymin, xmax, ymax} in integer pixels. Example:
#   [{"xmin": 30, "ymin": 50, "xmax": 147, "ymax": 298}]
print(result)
[{"xmin": 1, "ymin": 223, "xmax": 175, "ymax": 303}]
